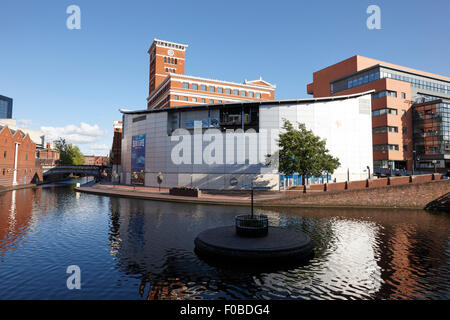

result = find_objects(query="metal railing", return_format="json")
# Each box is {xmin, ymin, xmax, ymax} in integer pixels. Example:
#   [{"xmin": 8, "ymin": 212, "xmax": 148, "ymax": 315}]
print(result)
[{"xmin": 235, "ymin": 214, "xmax": 268, "ymax": 237}]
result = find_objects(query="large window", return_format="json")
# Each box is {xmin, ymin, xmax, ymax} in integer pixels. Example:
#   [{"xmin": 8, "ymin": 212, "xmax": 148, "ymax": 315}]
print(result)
[
  {"xmin": 373, "ymin": 144, "xmax": 399, "ymax": 152},
  {"xmin": 219, "ymin": 105, "xmax": 259, "ymax": 131},
  {"xmin": 182, "ymin": 82, "xmax": 189, "ymax": 89},
  {"xmin": 225, "ymin": 88, "xmax": 231, "ymax": 94},
  {"xmin": 373, "ymin": 126, "xmax": 398, "ymax": 134},
  {"xmin": 217, "ymin": 87, "xmax": 223, "ymax": 93},
  {"xmin": 372, "ymin": 90, "xmax": 397, "ymax": 99},
  {"xmin": 209, "ymin": 86, "xmax": 215, "ymax": 92},
  {"xmin": 346, "ymin": 70, "xmax": 380, "ymax": 90},
  {"xmin": 200, "ymin": 85, "xmax": 206, "ymax": 91},
  {"xmin": 192, "ymin": 84, "xmax": 198, "ymax": 90},
  {"xmin": 233, "ymin": 89, "xmax": 239, "ymax": 96},
  {"xmin": 372, "ymin": 108, "xmax": 398, "ymax": 116}
]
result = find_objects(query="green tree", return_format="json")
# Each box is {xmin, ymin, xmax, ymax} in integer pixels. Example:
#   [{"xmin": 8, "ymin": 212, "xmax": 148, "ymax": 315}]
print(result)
[
  {"xmin": 268, "ymin": 119, "xmax": 340, "ymax": 185},
  {"xmin": 54, "ymin": 138, "xmax": 85, "ymax": 165}
]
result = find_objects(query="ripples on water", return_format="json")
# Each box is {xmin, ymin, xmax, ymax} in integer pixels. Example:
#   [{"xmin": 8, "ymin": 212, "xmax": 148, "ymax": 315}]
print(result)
[{"xmin": 0, "ymin": 182, "xmax": 449, "ymax": 300}]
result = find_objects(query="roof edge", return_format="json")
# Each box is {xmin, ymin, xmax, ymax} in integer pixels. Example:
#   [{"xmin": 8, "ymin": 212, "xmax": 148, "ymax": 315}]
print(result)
[{"xmin": 120, "ymin": 90, "xmax": 375, "ymax": 115}]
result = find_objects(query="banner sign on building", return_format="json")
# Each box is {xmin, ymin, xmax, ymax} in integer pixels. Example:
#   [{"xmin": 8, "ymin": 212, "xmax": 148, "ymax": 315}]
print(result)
[
  {"xmin": 131, "ymin": 134, "xmax": 146, "ymax": 185},
  {"xmin": 185, "ymin": 119, "xmax": 219, "ymax": 129}
]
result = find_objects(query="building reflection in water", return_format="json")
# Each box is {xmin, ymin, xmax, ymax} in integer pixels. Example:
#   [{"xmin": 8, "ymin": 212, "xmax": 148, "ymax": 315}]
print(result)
[
  {"xmin": 1, "ymin": 186, "xmax": 448, "ymax": 300},
  {"xmin": 107, "ymin": 197, "xmax": 450, "ymax": 300},
  {"xmin": 0, "ymin": 188, "xmax": 41, "ymax": 253}
]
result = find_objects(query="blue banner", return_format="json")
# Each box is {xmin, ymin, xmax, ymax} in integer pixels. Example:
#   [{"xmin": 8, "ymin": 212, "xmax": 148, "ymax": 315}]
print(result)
[{"xmin": 131, "ymin": 134, "xmax": 146, "ymax": 185}]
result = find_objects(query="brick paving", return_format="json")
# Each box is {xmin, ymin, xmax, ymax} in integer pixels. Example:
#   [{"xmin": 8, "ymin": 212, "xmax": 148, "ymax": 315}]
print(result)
[{"xmin": 77, "ymin": 183, "xmax": 282, "ymax": 206}]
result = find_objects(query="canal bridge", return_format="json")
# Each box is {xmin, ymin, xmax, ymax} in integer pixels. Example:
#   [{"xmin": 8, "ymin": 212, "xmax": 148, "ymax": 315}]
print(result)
[{"xmin": 42, "ymin": 165, "xmax": 106, "ymax": 178}]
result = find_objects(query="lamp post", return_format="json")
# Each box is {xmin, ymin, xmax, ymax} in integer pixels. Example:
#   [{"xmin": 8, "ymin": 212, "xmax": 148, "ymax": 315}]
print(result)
[
  {"xmin": 366, "ymin": 166, "xmax": 371, "ymax": 180},
  {"xmin": 433, "ymin": 160, "xmax": 437, "ymax": 173},
  {"xmin": 412, "ymin": 150, "xmax": 416, "ymax": 176}
]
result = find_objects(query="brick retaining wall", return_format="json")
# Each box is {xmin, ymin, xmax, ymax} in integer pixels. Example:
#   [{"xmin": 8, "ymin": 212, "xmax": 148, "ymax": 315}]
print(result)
[{"xmin": 265, "ymin": 179, "xmax": 450, "ymax": 208}]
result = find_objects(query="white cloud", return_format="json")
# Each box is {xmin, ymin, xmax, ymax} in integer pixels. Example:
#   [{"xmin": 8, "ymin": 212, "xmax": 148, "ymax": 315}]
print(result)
[
  {"xmin": 90, "ymin": 144, "xmax": 109, "ymax": 151},
  {"xmin": 88, "ymin": 144, "xmax": 110, "ymax": 155},
  {"xmin": 41, "ymin": 122, "xmax": 106, "ymax": 144},
  {"xmin": 17, "ymin": 119, "xmax": 32, "ymax": 127}
]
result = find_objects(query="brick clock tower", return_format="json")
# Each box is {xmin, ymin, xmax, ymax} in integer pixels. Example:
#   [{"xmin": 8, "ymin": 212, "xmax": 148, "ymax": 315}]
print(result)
[{"xmin": 148, "ymin": 39, "xmax": 188, "ymax": 96}]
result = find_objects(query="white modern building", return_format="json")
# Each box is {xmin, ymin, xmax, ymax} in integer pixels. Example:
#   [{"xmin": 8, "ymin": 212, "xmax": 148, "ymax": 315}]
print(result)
[{"xmin": 120, "ymin": 91, "xmax": 374, "ymax": 190}]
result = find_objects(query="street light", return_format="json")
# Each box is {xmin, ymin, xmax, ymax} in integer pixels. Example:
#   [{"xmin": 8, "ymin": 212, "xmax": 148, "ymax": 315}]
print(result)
[
  {"xmin": 433, "ymin": 160, "xmax": 437, "ymax": 173},
  {"xmin": 412, "ymin": 150, "xmax": 416, "ymax": 176},
  {"xmin": 366, "ymin": 166, "xmax": 371, "ymax": 180}
]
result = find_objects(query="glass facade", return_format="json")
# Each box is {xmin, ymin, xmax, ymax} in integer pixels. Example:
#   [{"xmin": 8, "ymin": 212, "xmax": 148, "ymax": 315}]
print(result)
[
  {"xmin": 373, "ymin": 144, "xmax": 399, "ymax": 152},
  {"xmin": 372, "ymin": 90, "xmax": 397, "ymax": 99},
  {"xmin": 331, "ymin": 66, "xmax": 450, "ymax": 96},
  {"xmin": 372, "ymin": 108, "xmax": 398, "ymax": 117},
  {"xmin": 413, "ymin": 100, "xmax": 450, "ymax": 169},
  {"xmin": 0, "ymin": 95, "xmax": 13, "ymax": 118},
  {"xmin": 373, "ymin": 126, "xmax": 398, "ymax": 134}
]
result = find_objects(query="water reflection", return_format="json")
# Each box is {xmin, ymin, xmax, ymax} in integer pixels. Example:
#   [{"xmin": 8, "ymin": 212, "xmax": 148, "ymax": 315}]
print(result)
[
  {"xmin": 0, "ymin": 184, "xmax": 449, "ymax": 300},
  {"xmin": 0, "ymin": 188, "xmax": 41, "ymax": 253},
  {"xmin": 107, "ymin": 198, "xmax": 450, "ymax": 300}
]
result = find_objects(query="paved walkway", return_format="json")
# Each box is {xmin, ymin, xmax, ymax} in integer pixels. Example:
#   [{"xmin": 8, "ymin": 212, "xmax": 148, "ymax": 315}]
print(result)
[{"xmin": 75, "ymin": 183, "xmax": 284, "ymax": 206}]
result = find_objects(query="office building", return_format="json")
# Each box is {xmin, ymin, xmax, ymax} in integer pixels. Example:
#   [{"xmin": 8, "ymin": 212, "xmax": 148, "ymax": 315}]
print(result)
[
  {"xmin": 307, "ymin": 55, "xmax": 450, "ymax": 171},
  {"xmin": 0, "ymin": 95, "xmax": 13, "ymax": 119}
]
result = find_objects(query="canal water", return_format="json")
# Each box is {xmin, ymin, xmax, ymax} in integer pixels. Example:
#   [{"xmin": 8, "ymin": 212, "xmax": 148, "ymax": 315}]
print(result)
[{"xmin": 0, "ymin": 180, "xmax": 449, "ymax": 300}]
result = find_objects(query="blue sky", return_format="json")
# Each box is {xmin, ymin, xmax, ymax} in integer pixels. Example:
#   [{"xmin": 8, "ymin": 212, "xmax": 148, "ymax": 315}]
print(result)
[{"xmin": 1, "ymin": 0, "xmax": 449, "ymax": 155}]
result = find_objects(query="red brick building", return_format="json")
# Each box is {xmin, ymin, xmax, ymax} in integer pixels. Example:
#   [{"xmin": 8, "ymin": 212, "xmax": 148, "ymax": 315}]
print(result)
[
  {"xmin": 307, "ymin": 55, "xmax": 450, "ymax": 171},
  {"xmin": 84, "ymin": 155, "xmax": 109, "ymax": 166},
  {"xmin": 0, "ymin": 125, "xmax": 43, "ymax": 187},
  {"xmin": 111, "ymin": 121, "xmax": 122, "ymax": 167},
  {"xmin": 110, "ymin": 120, "xmax": 122, "ymax": 182},
  {"xmin": 36, "ymin": 142, "xmax": 60, "ymax": 166},
  {"xmin": 147, "ymin": 39, "xmax": 276, "ymax": 109}
]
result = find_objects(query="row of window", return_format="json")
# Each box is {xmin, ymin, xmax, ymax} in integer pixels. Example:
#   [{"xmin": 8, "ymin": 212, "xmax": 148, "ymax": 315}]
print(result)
[
  {"xmin": 341, "ymin": 68, "xmax": 450, "ymax": 95},
  {"xmin": 372, "ymin": 90, "xmax": 398, "ymax": 99},
  {"xmin": 373, "ymin": 126, "xmax": 398, "ymax": 134},
  {"xmin": 164, "ymin": 56, "xmax": 178, "ymax": 65},
  {"xmin": 1, "ymin": 168, "xmax": 34, "ymax": 175},
  {"xmin": 165, "ymin": 68, "xmax": 176, "ymax": 73},
  {"xmin": 347, "ymin": 71, "xmax": 380, "ymax": 89},
  {"xmin": 155, "ymin": 41, "xmax": 184, "ymax": 50},
  {"xmin": 381, "ymin": 71, "xmax": 450, "ymax": 95},
  {"xmin": 373, "ymin": 144, "xmax": 399, "ymax": 152},
  {"xmin": 373, "ymin": 126, "xmax": 408, "ymax": 135},
  {"xmin": 181, "ymin": 82, "xmax": 263, "ymax": 99},
  {"xmin": 372, "ymin": 108, "xmax": 398, "ymax": 116},
  {"xmin": 173, "ymin": 95, "xmax": 223, "ymax": 104},
  {"xmin": 3, "ymin": 151, "xmax": 29, "ymax": 160}
]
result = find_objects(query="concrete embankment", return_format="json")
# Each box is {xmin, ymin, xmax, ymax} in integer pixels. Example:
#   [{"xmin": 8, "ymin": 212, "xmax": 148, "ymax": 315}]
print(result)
[{"xmin": 76, "ymin": 179, "xmax": 450, "ymax": 210}]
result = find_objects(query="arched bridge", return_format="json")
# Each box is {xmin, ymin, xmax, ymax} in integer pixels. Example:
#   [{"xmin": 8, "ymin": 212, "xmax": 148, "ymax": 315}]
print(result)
[{"xmin": 43, "ymin": 165, "xmax": 105, "ymax": 177}]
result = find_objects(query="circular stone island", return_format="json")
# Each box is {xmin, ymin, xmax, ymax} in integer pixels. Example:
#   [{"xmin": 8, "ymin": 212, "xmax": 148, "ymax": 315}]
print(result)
[{"xmin": 194, "ymin": 226, "xmax": 315, "ymax": 263}]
